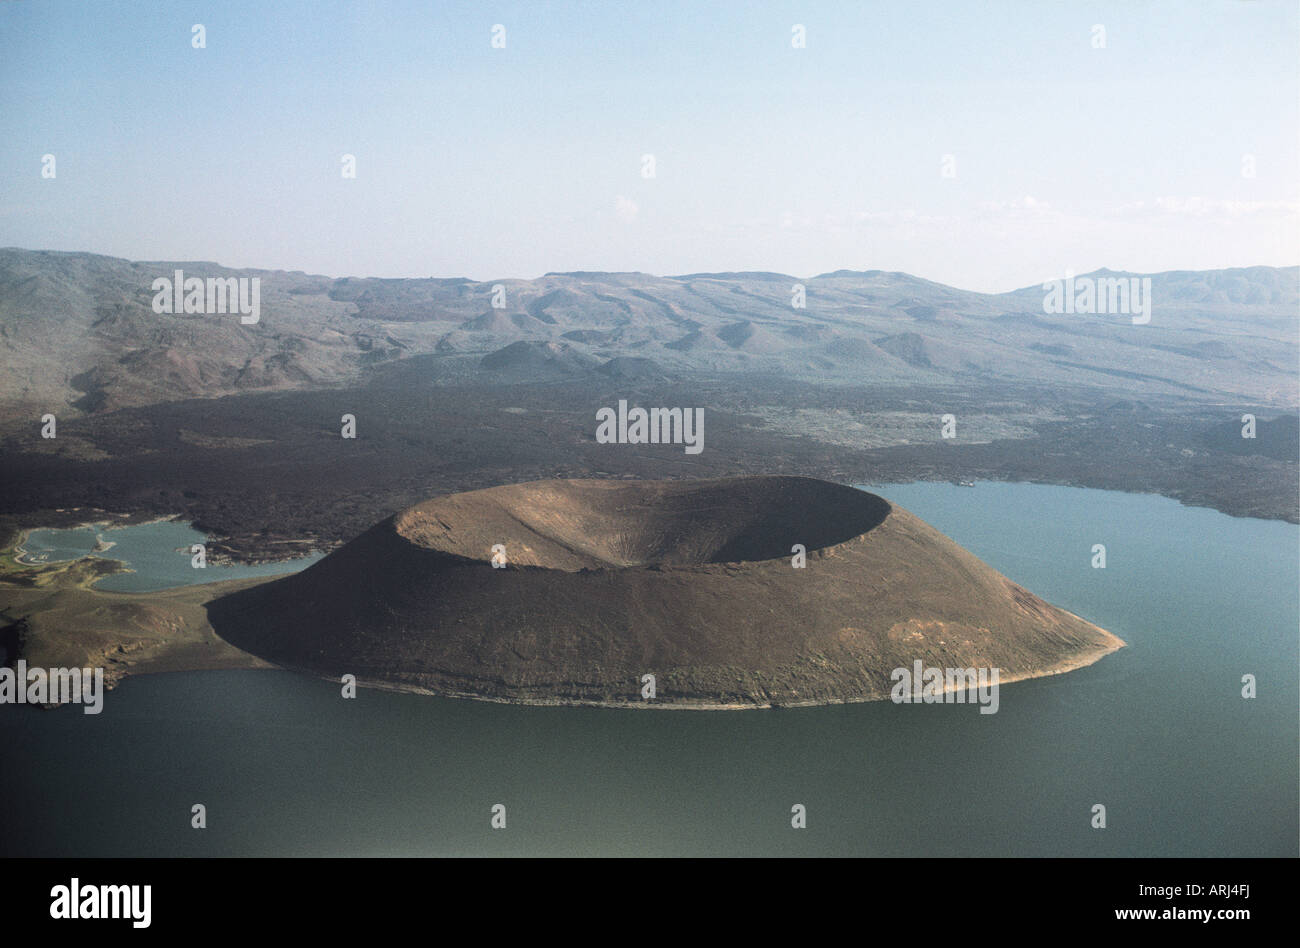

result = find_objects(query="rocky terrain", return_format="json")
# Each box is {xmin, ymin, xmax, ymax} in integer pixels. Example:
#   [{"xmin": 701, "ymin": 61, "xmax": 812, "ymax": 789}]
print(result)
[
  {"xmin": 0, "ymin": 248, "xmax": 1295, "ymax": 563},
  {"xmin": 0, "ymin": 553, "xmax": 271, "ymax": 691},
  {"xmin": 0, "ymin": 249, "xmax": 1295, "ymax": 423}
]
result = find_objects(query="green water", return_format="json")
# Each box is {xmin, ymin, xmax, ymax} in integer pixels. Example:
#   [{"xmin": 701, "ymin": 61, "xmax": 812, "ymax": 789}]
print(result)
[
  {"xmin": 17, "ymin": 520, "xmax": 322, "ymax": 592},
  {"xmin": 1, "ymin": 482, "xmax": 1295, "ymax": 856}
]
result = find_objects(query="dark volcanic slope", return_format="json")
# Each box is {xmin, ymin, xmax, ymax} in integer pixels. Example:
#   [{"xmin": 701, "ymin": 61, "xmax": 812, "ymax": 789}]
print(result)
[{"xmin": 207, "ymin": 476, "xmax": 1123, "ymax": 707}]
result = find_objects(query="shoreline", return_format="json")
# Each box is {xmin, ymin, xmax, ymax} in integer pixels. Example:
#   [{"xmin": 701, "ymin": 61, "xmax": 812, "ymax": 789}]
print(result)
[
  {"xmin": 259, "ymin": 635, "xmax": 1125, "ymax": 711},
  {"xmin": 4, "ymin": 468, "xmax": 1295, "ymax": 574},
  {"xmin": 0, "ymin": 536, "xmax": 1128, "ymax": 711},
  {"xmin": 4, "ymin": 513, "xmax": 321, "ymax": 573},
  {"xmin": 7, "ymin": 513, "xmax": 181, "ymax": 568},
  {"xmin": 50, "ymin": 633, "xmax": 1124, "ymax": 710},
  {"xmin": 857, "ymin": 474, "xmax": 1299, "ymax": 526},
  {"xmin": 0, "ymin": 479, "xmax": 1159, "ymax": 710}
]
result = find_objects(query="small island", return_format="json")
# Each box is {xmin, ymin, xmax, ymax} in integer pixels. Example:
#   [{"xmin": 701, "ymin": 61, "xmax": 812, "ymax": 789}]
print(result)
[{"xmin": 205, "ymin": 476, "xmax": 1124, "ymax": 708}]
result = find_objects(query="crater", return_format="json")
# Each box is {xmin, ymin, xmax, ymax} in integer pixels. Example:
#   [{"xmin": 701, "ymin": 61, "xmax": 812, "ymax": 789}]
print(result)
[
  {"xmin": 393, "ymin": 477, "xmax": 890, "ymax": 569},
  {"xmin": 207, "ymin": 476, "xmax": 1123, "ymax": 708}
]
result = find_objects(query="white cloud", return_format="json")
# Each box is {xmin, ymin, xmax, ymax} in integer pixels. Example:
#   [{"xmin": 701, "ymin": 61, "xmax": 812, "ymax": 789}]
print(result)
[
  {"xmin": 615, "ymin": 195, "xmax": 639, "ymax": 223},
  {"xmin": 1111, "ymin": 197, "xmax": 1300, "ymax": 220}
]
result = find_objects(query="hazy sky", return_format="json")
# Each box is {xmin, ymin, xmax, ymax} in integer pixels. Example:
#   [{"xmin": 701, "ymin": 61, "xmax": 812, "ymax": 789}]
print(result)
[{"xmin": 2, "ymin": 0, "xmax": 1297, "ymax": 291}]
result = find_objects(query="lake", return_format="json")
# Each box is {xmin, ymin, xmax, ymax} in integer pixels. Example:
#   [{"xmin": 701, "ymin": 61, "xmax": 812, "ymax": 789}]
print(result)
[
  {"xmin": 1, "ymin": 482, "xmax": 1295, "ymax": 856},
  {"xmin": 15, "ymin": 520, "xmax": 322, "ymax": 592}
]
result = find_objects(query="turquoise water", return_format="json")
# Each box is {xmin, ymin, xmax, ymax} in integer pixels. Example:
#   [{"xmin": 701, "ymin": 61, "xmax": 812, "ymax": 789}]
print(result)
[
  {"xmin": 17, "ymin": 520, "xmax": 322, "ymax": 592},
  {"xmin": 1, "ymin": 483, "xmax": 1295, "ymax": 856}
]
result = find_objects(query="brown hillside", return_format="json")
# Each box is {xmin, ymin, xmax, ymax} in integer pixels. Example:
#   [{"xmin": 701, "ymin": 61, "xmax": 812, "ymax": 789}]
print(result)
[{"xmin": 206, "ymin": 476, "xmax": 1123, "ymax": 707}]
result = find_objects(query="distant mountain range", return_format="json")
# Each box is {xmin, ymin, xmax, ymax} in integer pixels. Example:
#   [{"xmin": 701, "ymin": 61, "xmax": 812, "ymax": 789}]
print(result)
[{"xmin": 0, "ymin": 248, "xmax": 1295, "ymax": 423}]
